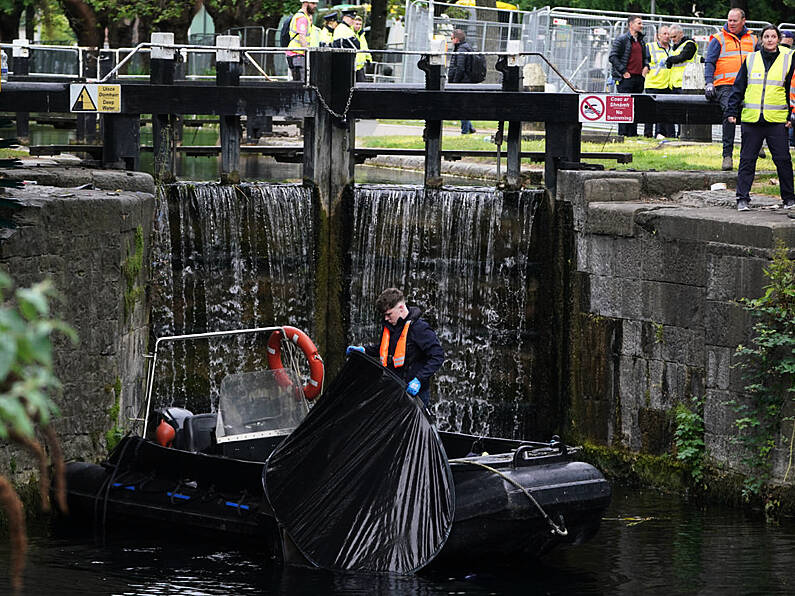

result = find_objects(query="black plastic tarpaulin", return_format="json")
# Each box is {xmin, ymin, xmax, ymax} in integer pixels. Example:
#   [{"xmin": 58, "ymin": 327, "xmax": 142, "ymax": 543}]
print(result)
[{"xmin": 263, "ymin": 350, "xmax": 454, "ymax": 574}]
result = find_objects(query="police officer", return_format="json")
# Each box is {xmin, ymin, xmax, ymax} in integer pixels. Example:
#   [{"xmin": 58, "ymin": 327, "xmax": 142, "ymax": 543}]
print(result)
[
  {"xmin": 726, "ymin": 25, "xmax": 795, "ymax": 211},
  {"xmin": 285, "ymin": 0, "xmax": 319, "ymax": 81},
  {"xmin": 332, "ymin": 9, "xmax": 360, "ymax": 51},
  {"xmin": 644, "ymin": 25, "xmax": 674, "ymax": 138},
  {"xmin": 704, "ymin": 8, "xmax": 758, "ymax": 171},
  {"xmin": 347, "ymin": 288, "xmax": 444, "ymax": 408},
  {"xmin": 319, "ymin": 12, "xmax": 338, "ymax": 47}
]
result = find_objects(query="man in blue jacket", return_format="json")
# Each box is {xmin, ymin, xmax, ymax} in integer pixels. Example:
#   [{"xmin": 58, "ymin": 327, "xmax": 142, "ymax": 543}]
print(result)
[{"xmin": 347, "ymin": 288, "xmax": 445, "ymax": 408}]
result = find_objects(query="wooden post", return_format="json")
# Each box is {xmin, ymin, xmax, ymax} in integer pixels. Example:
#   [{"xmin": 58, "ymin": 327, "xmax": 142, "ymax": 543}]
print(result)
[
  {"xmin": 303, "ymin": 48, "xmax": 355, "ymax": 376},
  {"xmin": 151, "ymin": 32, "xmax": 176, "ymax": 181},
  {"xmin": 216, "ymin": 35, "xmax": 242, "ymax": 183},
  {"xmin": 419, "ymin": 39, "xmax": 446, "ymax": 187},
  {"xmin": 544, "ymin": 122, "xmax": 581, "ymax": 193},
  {"xmin": 500, "ymin": 41, "xmax": 523, "ymax": 189},
  {"xmin": 11, "ymin": 39, "xmax": 30, "ymax": 142},
  {"xmin": 77, "ymin": 48, "xmax": 97, "ymax": 144},
  {"xmin": 102, "ymin": 114, "xmax": 140, "ymax": 170}
]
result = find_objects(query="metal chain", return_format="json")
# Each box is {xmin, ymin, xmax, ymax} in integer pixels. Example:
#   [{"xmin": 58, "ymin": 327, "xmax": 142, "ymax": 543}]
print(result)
[{"xmin": 308, "ymin": 84, "xmax": 355, "ymax": 121}]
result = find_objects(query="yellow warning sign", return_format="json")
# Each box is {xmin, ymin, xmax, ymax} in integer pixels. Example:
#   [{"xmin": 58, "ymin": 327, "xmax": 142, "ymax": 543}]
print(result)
[
  {"xmin": 72, "ymin": 86, "xmax": 97, "ymax": 111},
  {"xmin": 69, "ymin": 84, "xmax": 121, "ymax": 113}
]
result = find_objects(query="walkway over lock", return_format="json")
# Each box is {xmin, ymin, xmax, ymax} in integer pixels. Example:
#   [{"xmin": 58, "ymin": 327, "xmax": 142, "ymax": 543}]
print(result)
[{"xmin": 0, "ymin": 37, "xmax": 723, "ymax": 193}]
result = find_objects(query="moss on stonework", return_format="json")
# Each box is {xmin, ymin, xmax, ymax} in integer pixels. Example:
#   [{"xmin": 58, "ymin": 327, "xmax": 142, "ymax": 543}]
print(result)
[
  {"xmin": 579, "ymin": 442, "xmax": 795, "ymax": 516},
  {"xmin": 105, "ymin": 377, "xmax": 124, "ymax": 452}
]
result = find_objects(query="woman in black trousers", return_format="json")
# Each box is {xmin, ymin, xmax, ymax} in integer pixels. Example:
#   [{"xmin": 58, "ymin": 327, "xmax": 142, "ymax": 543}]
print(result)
[{"xmin": 727, "ymin": 25, "xmax": 795, "ymax": 211}]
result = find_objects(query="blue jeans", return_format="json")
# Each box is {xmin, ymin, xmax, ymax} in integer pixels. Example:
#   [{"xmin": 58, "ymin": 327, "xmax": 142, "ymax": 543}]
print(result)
[{"xmin": 461, "ymin": 120, "xmax": 475, "ymax": 134}]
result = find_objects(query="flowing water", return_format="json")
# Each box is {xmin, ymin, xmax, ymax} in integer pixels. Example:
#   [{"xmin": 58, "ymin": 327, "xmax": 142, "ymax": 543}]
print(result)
[
  {"xmin": 150, "ymin": 183, "xmax": 544, "ymax": 436},
  {"xmin": 150, "ymin": 182, "xmax": 315, "ymax": 413},
  {"xmin": 346, "ymin": 185, "xmax": 543, "ymax": 438},
  {"xmin": 2, "ymin": 487, "xmax": 793, "ymax": 595}
]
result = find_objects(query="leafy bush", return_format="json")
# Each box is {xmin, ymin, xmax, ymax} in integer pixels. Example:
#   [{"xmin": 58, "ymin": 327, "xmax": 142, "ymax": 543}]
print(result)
[
  {"xmin": 733, "ymin": 241, "xmax": 795, "ymax": 497},
  {"xmin": 674, "ymin": 396, "xmax": 705, "ymax": 483},
  {"xmin": 0, "ymin": 271, "xmax": 76, "ymax": 594}
]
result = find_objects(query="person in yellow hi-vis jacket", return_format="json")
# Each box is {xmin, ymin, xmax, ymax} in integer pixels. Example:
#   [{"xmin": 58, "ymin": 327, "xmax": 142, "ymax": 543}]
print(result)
[
  {"xmin": 286, "ymin": 0, "xmax": 319, "ymax": 81},
  {"xmin": 318, "ymin": 12, "xmax": 338, "ymax": 47},
  {"xmin": 353, "ymin": 15, "xmax": 372, "ymax": 83},
  {"xmin": 727, "ymin": 25, "xmax": 795, "ymax": 211},
  {"xmin": 644, "ymin": 25, "xmax": 674, "ymax": 138}
]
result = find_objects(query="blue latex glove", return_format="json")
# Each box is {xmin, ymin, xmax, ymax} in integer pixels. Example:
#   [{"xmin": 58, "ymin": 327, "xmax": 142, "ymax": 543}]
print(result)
[
  {"xmin": 407, "ymin": 377, "xmax": 421, "ymax": 396},
  {"xmin": 704, "ymin": 83, "xmax": 716, "ymax": 100},
  {"xmin": 346, "ymin": 345, "xmax": 365, "ymax": 355}
]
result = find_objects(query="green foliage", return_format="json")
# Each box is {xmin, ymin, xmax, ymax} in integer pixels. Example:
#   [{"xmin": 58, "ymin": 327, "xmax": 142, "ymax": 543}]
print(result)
[
  {"xmin": 105, "ymin": 380, "xmax": 123, "ymax": 451},
  {"xmin": 0, "ymin": 271, "xmax": 76, "ymax": 441},
  {"xmin": 732, "ymin": 241, "xmax": 795, "ymax": 497},
  {"xmin": 674, "ymin": 396, "xmax": 705, "ymax": 483}
]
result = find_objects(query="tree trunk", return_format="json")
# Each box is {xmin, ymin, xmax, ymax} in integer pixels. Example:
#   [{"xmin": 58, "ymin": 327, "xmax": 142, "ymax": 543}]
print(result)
[
  {"xmin": 59, "ymin": 0, "xmax": 103, "ymax": 47},
  {"xmin": 369, "ymin": 0, "xmax": 387, "ymax": 51},
  {"xmin": 0, "ymin": 7, "xmax": 23, "ymax": 43}
]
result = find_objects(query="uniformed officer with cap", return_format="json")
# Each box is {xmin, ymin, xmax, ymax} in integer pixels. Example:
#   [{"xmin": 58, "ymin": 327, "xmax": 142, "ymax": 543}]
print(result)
[
  {"xmin": 319, "ymin": 11, "xmax": 338, "ymax": 47},
  {"xmin": 332, "ymin": 9, "xmax": 360, "ymax": 51}
]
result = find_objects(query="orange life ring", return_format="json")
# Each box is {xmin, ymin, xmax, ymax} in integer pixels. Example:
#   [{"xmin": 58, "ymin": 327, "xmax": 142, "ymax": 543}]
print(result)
[{"xmin": 266, "ymin": 326, "xmax": 324, "ymax": 400}]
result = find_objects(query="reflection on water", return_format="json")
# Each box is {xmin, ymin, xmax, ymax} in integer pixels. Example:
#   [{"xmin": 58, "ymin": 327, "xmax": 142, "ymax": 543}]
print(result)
[
  {"xmin": 2, "ymin": 123, "xmax": 486, "ymax": 186},
  {"xmin": 2, "ymin": 487, "xmax": 793, "ymax": 595}
]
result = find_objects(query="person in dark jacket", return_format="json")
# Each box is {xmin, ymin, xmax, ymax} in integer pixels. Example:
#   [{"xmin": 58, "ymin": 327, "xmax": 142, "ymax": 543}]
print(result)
[
  {"xmin": 726, "ymin": 25, "xmax": 795, "ymax": 211},
  {"xmin": 609, "ymin": 15, "xmax": 649, "ymax": 137},
  {"xmin": 347, "ymin": 288, "xmax": 445, "ymax": 408},
  {"xmin": 448, "ymin": 29, "xmax": 476, "ymax": 134}
]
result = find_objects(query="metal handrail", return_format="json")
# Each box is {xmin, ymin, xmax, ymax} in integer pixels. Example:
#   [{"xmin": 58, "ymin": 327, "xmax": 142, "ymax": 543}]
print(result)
[{"xmin": 143, "ymin": 326, "xmax": 290, "ymax": 437}]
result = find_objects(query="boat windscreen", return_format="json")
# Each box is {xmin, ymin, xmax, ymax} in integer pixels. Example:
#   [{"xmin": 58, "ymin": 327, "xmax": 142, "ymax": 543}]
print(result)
[
  {"xmin": 263, "ymin": 350, "xmax": 454, "ymax": 574},
  {"xmin": 216, "ymin": 369, "xmax": 308, "ymax": 442}
]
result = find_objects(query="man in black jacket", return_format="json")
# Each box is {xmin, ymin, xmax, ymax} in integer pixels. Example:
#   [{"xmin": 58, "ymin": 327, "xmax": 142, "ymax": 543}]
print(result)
[
  {"xmin": 448, "ymin": 29, "xmax": 476, "ymax": 134},
  {"xmin": 609, "ymin": 15, "xmax": 649, "ymax": 137},
  {"xmin": 347, "ymin": 288, "xmax": 445, "ymax": 408}
]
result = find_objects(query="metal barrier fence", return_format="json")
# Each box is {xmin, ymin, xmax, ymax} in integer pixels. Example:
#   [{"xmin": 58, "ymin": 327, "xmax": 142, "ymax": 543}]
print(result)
[
  {"xmin": 398, "ymin": 3, "xmax": 772, "ymax": 91},
  {"xmin": 1, "ymin": 5, "xmax": 784, "ymax": 89}
]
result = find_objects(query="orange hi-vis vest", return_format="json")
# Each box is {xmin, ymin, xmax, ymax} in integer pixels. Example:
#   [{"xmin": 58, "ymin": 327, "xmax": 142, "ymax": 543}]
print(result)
[
  {"xmin": 379, "ymin": 321, "xmax": 411, "ymax": 368},
  {"xmin": 711, "ymin": 29, "xmax": 758, "ymax": 86}
]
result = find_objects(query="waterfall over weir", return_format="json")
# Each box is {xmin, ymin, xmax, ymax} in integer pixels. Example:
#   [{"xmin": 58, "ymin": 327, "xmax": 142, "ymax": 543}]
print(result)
[
  {"xmin": 346, "ymin": 186, "xmax": 542, "ymax": 438},
  {"xmin": 151, "ymin": 183, "xmax": 316, "ymax": 412},
  {"xmin": 150, "ymin": 182, "xmax": 545, "ymax": 438}
]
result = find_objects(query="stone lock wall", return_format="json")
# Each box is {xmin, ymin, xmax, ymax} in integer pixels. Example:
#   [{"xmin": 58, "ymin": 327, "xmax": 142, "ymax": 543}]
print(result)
[
  {"xmin": 0, "ymin": 180, "xmax": 155, "ymax": 481},
  {"xmin": 559, "ymin": 171, "xmax": 795, "ymax": 481}
]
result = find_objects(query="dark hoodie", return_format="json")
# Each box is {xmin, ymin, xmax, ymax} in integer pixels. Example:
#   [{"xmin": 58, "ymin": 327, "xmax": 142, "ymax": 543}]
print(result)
[{"xmin": 365, "ymin": 306, "xmax": 445, "ymax": 404}]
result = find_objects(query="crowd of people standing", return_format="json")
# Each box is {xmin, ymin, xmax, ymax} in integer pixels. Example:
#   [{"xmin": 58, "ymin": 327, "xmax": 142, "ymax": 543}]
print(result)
[
  {"xmin": 285, "ymin": 0, "xmax": 371, "ymax": 82},
  {"xmin": 610, "ymin": 9, "xmax": 795, "ymax": 211}
]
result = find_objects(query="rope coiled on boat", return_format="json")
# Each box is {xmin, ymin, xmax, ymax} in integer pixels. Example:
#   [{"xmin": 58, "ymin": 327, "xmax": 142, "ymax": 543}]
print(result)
[{"xmin": 449, "ymin": 458, "xmax": 568, "ymax": 537}]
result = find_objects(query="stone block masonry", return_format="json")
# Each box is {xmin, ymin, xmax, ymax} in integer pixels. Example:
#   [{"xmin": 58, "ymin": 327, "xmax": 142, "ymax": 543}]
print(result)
[
  {"xmin": 0, "ymin": 183, "xmax": 154, "ymax": 481},
  {"xmin": 560, "ymin": 170, "xmax": 795, "ymax": 482}
]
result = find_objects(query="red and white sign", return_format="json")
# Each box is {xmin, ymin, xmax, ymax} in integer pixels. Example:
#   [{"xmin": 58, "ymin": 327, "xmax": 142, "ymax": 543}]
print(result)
[{"xmin": 578, "ymin": 94, "xmax": 635, "ymax": 123}]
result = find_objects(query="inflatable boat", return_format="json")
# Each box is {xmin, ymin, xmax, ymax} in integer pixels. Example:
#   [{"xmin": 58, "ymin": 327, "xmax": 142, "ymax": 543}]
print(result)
[{"xmin": 65, "ymin": 327, "xmax": 611, "ymax": 573}]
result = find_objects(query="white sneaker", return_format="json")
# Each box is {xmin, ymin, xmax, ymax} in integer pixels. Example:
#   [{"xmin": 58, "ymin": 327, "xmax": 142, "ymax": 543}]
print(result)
[
  {"xmin": 737, "ymin": 198, "xmax": 750, "ymax": 211},
  {"xmin": 656, "ymin": 133, "xmax": 665, "ymax": 140},
  {"xmin": 784, "ymin": 200, "xmax": 795, "ymax": 209}
]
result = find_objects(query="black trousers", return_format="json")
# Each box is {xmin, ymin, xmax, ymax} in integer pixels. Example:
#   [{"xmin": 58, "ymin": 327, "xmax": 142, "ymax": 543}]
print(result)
[
  {"xmin": 644, "ymin": 87, "xmax": 676, "ymax": 138},
  {"xmin": 616, "ymin": 74, "xmax": 645, "ymax": 136},
  {"xmin": 736, "ymin": 122, "xmax": 795, "ymax": 203}
]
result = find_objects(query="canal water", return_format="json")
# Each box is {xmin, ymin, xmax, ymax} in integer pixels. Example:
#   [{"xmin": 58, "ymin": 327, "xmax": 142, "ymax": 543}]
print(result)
[{"xmin": 2, "ymin": 486, "xmax": 793, "ymax": 594}]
